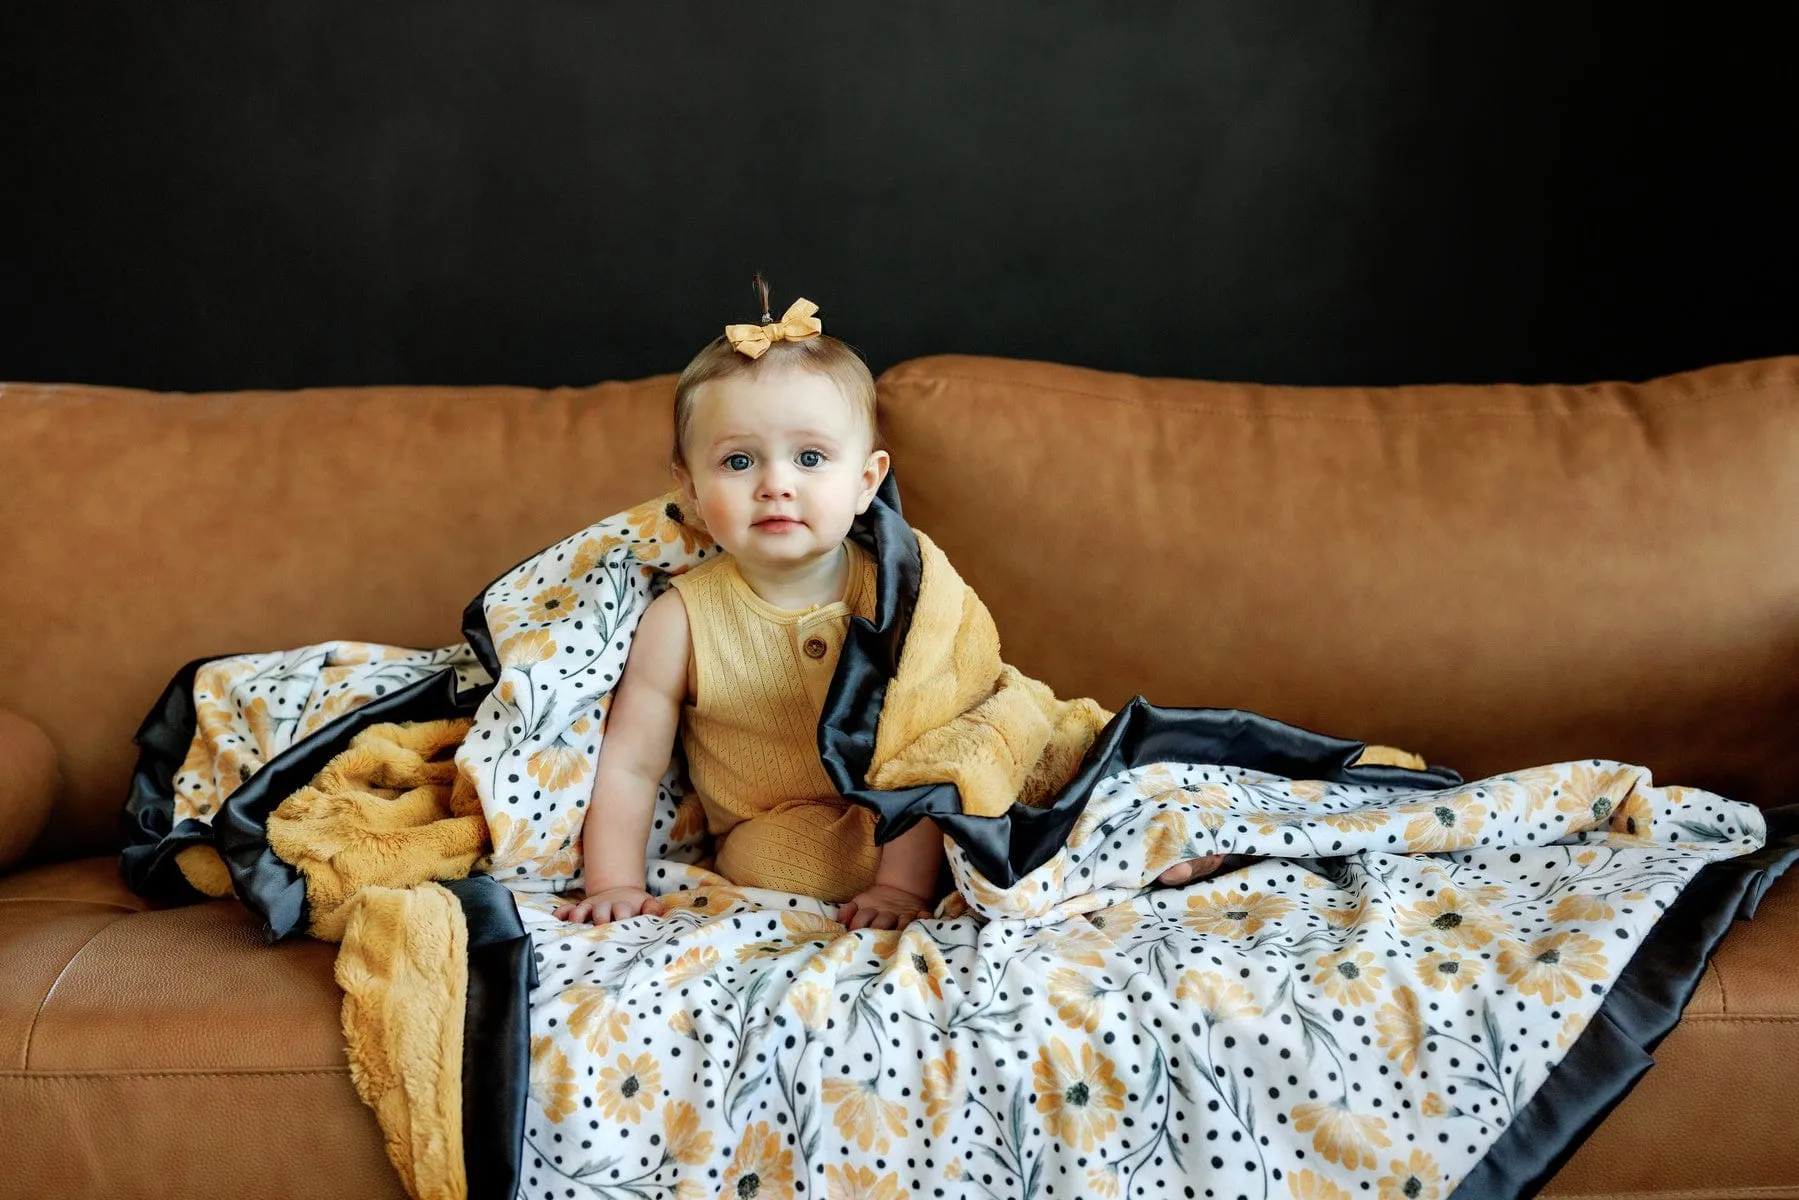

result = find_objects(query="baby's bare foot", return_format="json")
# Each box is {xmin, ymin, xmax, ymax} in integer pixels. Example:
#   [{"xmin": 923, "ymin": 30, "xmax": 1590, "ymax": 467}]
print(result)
[{"xmin": 1155, "ymin": 855, "xmax": 1225, "ymax": 887}]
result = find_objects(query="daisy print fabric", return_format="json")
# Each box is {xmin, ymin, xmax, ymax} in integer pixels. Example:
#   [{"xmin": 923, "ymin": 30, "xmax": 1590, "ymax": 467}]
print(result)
[{"xmin": 513, "ymin": 757, "xmax": 1761, "ymax": 1200}]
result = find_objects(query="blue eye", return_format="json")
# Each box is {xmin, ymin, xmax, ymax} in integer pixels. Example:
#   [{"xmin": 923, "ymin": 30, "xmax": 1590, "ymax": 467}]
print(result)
[
  {"xmin": 797, "ymin": 449, "xmax": 824, "ymax": 468},
  {"xmin": 724, "ymin": 453, "xmax": 752, "ymax": 471}
]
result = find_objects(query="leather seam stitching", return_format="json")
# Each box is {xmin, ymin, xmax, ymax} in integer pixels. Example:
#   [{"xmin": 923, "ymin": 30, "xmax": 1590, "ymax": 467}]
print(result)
[
  {"xmin": 1671, "ymin": 1014, "xmax": 1796, "ymax": 1025},
  {"xmin": 17, "ymin": 912, "xmax": 132, "ymax": 1071},
  {"xmin": 883, "ymin": 373, "xmax": 1799, "ymax": 422},
  {"xmin": 0, "ymin": 897, "xmax": 146, "ymax": 912},
  {"xmin": 0, "ymin": 1068, "xmax": 350, "ymax": 1080}
]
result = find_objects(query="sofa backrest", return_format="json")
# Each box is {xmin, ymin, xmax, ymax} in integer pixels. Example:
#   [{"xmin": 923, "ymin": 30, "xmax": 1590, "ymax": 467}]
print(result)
[
  {"xmin": 5, "ymin": 355, "xmax": 1797, "ymax": 862},
  {"xmin": 0, "ymin": 379, "xmax": 679, "ymax": 862},
  {"xmin": 882, "ymin": 354, "xmax": 1799, "ymax": 812}
]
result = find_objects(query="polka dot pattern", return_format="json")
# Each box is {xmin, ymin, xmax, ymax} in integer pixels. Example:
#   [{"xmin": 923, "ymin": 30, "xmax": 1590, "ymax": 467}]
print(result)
[{"xmin": 514, "ymin": 759, "xmax": 1763, "ymax": 1199}]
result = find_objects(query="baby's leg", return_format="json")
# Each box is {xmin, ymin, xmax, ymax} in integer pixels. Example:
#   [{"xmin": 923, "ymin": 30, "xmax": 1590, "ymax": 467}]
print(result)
[{"xmin": 1154, "ymin": 855, "xmax": 1226, "ymax": 886}]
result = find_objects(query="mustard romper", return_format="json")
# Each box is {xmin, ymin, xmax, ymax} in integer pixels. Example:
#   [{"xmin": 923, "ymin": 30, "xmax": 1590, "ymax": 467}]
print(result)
[{"xmin": 667, "ymin": 541, "xmax": 881, "ymax": 901}]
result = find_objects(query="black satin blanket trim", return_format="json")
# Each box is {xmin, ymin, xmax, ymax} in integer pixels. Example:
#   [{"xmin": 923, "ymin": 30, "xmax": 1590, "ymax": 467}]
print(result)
[
  {"xmin": 817, "ymin": 475, "xmax": 1463, "ymax": 887},
  {"xmin": 212, "ymin": 668, "xmax": 489, "ymax": 942},
  {"xmin": 445, "ymin": 874, "xmax": 536, "ymax": 1200},
  {"xmin": 1450, "ymin": 805, "xmax": 1799, "ymax": 1200},
  {"xmin": 119, "ymin": 653, "xmax": 244, "ymax": 901}
]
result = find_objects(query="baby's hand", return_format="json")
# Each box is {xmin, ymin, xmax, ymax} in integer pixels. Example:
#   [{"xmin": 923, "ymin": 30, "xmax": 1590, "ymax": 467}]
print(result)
[
  {"xmin": 1154, "ymin": 855, "xmax": 1226, "ymax": 887},
  {"xmin": 553, "ymin": 887, "xmax": 666, "ymax": 925},
  {"xmin": 838, "ymin": 884, "xmax": 933, "ymax": 931}
]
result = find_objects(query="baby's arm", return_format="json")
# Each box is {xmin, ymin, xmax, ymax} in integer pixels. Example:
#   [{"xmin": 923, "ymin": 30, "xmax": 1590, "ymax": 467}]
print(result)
[
  {"xmin": 839, "ymin": 817, "xmax": 943, "ymax": 931},
  {"xmin": 553, "ymin": 588, "xmax": 690, "ymax": 925}
]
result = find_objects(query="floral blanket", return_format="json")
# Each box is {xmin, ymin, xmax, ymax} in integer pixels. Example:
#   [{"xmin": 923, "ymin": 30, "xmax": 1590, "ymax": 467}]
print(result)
[{"xmin": 121, "ymin": 483, "xmax": 1777, "ymax": 1200}]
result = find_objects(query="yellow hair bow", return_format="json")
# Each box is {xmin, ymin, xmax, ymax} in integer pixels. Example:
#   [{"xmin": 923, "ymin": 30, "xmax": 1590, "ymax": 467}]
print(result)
[{"xmin": 724, "ymin": 297, "xmax": 822, "ymax": 360}]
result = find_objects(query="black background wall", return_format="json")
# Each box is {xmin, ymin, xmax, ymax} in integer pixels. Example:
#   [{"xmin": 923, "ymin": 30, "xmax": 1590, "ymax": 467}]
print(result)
[{"xmin": 3, "ymin": 3, "xmax": 1794, "ymax": 392}]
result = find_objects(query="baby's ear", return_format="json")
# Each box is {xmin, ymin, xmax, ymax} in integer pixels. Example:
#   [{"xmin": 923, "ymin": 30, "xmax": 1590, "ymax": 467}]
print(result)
[
  {"xmin": 856, "ymin": 449, "xmax": 892, "ymax": 512},
  {"xmin": 671, "ymin": 460, "xmax": 699, "ymax": 507}
]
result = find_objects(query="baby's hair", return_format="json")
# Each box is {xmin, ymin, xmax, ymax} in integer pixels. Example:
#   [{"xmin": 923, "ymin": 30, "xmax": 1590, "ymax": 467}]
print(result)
[{"xmin": 672, "ymin": 292, "xmax": 881, "ymax": 467}]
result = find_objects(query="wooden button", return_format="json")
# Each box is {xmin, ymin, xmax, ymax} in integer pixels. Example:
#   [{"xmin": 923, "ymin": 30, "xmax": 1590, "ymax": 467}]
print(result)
[{"xmin": 802, "ymin": 636, "xmax": 829, "ymax": 659}]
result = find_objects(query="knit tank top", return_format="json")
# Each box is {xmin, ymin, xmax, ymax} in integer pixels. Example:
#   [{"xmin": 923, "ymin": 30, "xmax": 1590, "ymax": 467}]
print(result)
[{"xmin": 669, "ymin": 540, "xmax": 878, "ymax": 858}]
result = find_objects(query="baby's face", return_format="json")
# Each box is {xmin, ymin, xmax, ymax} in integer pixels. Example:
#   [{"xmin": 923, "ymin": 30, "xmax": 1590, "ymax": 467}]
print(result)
[{"xmin": 676, "ymin": 368, "xmax": 889, "ymax": 572}]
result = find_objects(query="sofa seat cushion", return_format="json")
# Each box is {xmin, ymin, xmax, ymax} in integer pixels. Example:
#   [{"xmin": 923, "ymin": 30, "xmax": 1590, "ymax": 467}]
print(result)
[
  {"xmin": 3, "ymin": 858, "xmax": 1791, "ymax": 1197},
  {"xmin": 0, "ymin": 856, "xmax": 400, "ymax": 1197}
]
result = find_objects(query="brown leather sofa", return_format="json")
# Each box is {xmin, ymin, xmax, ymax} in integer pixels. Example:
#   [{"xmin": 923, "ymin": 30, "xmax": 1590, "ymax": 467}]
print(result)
[{"xmin": 2, "ymin": 355, "xmax": 1795, "ymax": 1199}]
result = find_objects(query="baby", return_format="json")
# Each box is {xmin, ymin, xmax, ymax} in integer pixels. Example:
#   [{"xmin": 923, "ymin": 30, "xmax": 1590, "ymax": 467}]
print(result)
[{"xmin": 555, "ymin": 288, "xmax": 1219, "ymax": 931}]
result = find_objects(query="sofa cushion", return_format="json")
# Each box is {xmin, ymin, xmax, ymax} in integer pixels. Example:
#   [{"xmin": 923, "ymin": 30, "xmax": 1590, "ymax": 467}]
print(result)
[
  {"xmin": 0, "ymin": 708, "xmax": 59, "ymax": 870},
  {"xmin": 879, "ymin": 354, "xmax": 1799, "ymax": 810},
  {"xmin": 0, "ymin": 856, "xmax": 401, "ymax": 1197},
  {"xmin": 0, "ymin": 378, "xmax": 679, "ymax": 862}
]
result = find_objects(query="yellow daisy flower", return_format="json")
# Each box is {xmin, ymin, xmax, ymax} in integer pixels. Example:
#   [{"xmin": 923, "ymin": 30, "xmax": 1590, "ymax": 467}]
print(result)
[
  {"xmin": 781, "ymin": 910, "xmax": 842, "ymax": 939},
  {"xmin": 821, "ymin": 1076, "xmax": 906, "ymax": 1153},
  {"xmin": 623, "ymin": 497, "xmax": 709, "ymax": 557},
  {"xmin": 1047, "ymin": 967, "xmax": 1108, "ymax": 1032},
  {"xmin": 1498, "ymin": 931, "xmax": 1610, "ymax": 1003},
  {"xmin": 528, "ymin": 584, "xmax": 579, "ymax": 622},
  {"xmin": 823, "ymin": 1165, "xmax": 905, "ymax": 1200},
  {"xmin": 669, "ymin": 793, "xmax": 707, "ymax": 843},
  {"xmin": 1143, "ymin": 809, "xmax": 1192, "ymax": 873},
  {"xmin": 1395, "ymin": 887, "xmax": 1505, "ymax": 950},
  {"xmin": 526, "ymin": 742, "xmax": 589, "ymax": 791},
  {"xmin": 1176, "ymin": 970, "xmax": 1262, "ymax": 1022},
  {"xmin": 1611, "ymin": 790, "xmax": 1655, "ymax": 840},
  {"xmin": 1183, "ymin": 889, "xmax": 1295, "ymax": 939},
  {"xmin": 1378, "ymin": 1149, "xmax": 1444, "ymax": 1200},
  {"xmin": 1087, "ymin": 1163, "xmax": 1124, "ymax": 1198},
  {"xmin": 1317, "ymin": 807, "xmax": 1390, "ymax": 833},
  {"xmin": 660, "ymin": 886, "xmax": 749, "ymax": 917},
  {"xmin": 562, "ymin": 985, "xmax": 629, "ymax": 1054},
  {"xmin": 663, "ymin": 946, "xmax": 722, "ymax": 986},
  {"xmin": 497, "ymin": 629, "xmax": 557, "ymax": 667},
  {"xmin": 719, "ymin": 1121, "xmax": 794, "ymax": 1200},
  {"xmin": 595, "ymin": 1051, "xmax": 660, "ymax": 1123},
  {"xmin": 566, "ymin": 534, "xmax": 625, "ymax": 580},
  {"xmin": 786, "ymin": 981, "xmax": 834, "ymax": 1032},
  {"xmin": 528, "ymin": 1036, "xmax": 578, "ymax": 1123},
  {"xmin": 1549, "ymin": 893, "xmax": 1616, "ymax": 923},
  {"xmin": 1288, "ymin": 1170, "xmax": 1353, "ymax": 1200},
  {"xmin": 1399, "ymin": 800, "xmax": 1487, "ymax": 852},
  {"xmin": 885, "ymin": 935, "xmax": 949, "ymax": 1003},
  {"xmin": 1421, "ymin": 1091, "xmax": 1448, "ymax": 1118},
  {"xmin": 1085, "ymin": 903, "xmax": 1145, "ymax": 938},
  {"xmin": 1375, "ymin": 987, "xmax": 1426, "ymax": 1074},
  {"xmin": 1555, "ymin": 762, "xmax": 1637, "ymax": 829},
  {"xmin": 1030, "ymin": 920, "xmax": 1112, "ymax": 967},
  {"xmin": 1319, "ymin": 897, "xmax": 1370, "ymax": 929},
  {"xmin": 1291, "ymin": 1100, "xmax": 1392, "ymax": 1169},
  {"xmin": 1032, "ymin": 1039, "xmax": 1127, "ymax": 1152},
  {"xmin": 1314, "ymin": 949, "xmax": 1385, "ymax": 1006},
  {"xmin": 663, "ymin": 1099, "xmax": 713, "ymax": 1166},
  {"xmin": 922, "ymin": 1049, "xmax": 964, "ymax": 1138},
  {"xmin": 1416, "ymin": 950, "xmax": 1479, "ymax": 993}
]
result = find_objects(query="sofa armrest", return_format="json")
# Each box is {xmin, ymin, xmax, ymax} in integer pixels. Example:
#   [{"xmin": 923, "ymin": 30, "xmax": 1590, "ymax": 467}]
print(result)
[{"xmin": 0, "ymin": 708, "xmax": 59, "ymax": 874}]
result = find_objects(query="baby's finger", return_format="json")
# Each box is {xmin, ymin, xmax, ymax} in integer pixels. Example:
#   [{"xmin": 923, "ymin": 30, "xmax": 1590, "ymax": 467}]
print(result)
[
  {"xmin": 642, "ymin": 895, "xmax": 665, "ymax": 917},
  {"xmin": 838, "ymin": 901, "xmax": 861, "ymax": 928},
  {"xmin": 871, "ymin": 910, "xmax": 899, "ymax": 930}
]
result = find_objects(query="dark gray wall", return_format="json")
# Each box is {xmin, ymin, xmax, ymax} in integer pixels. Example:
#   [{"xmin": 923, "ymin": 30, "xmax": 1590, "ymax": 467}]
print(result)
[{"xmin": 3, "ymin": 3, "xmax": 1794, "ymax": 390}]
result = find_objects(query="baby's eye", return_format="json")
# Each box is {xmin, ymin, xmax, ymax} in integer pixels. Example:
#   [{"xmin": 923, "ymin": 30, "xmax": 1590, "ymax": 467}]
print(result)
[
  {"xmin": 796, "ymin": 449, "xmax": 825, "ymax": 468},
  {"xmin": 723, "ymin": 453, "xmax": 752, "ymax": 471}
]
